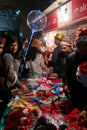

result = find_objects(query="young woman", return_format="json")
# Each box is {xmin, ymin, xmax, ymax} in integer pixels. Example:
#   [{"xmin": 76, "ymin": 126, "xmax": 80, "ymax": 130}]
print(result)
[
  {"xmin": 3, "ymin": 35, "xmax": 29, "ymax": 93},
  {"xmin": 26, "ymin": 39, "xmax": 47, "ymax": 78}
]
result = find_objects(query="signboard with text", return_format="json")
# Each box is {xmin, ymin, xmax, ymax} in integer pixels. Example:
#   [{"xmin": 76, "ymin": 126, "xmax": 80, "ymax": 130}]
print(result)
[
  {"xmin": 58, "ymin": 1, "xmax": 72, "ymax": 28},
  {"xmin": 72, "ymin": 0, "xmax": 87, "ymax": 21},
  {"xmin": 44, "ymin": 10, "xmax": 58, "ymax": 32}
]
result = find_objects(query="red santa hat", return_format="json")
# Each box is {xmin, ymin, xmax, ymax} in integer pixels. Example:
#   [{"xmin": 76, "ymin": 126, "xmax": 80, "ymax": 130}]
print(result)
[
  {"xmin": 76, "ymin": 61, "xmax": 87, "ymax": 87},
  {"xmin": 74, "ymin": 27, "xmax": 87, "ymax": 46}
]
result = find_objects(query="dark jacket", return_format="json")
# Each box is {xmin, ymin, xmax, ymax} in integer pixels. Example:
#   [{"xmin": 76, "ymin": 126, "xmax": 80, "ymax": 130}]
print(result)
[
  {"xmin": 52, "ymin": 45, "xmax": 62, "ymax": 66},
  {"xmin": 53, "ymin": 51, "xmax": 71, "ymax": 84},
  {"xmin": 66, "ymin": 50, "xmax": 87, "ymax": 110}
]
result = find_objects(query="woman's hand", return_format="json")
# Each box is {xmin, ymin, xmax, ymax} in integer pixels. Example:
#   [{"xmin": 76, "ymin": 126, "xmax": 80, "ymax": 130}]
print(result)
[
  {"xmin": 21, "ymin": 85, "xmax": 29, "ymax": 93},
  {"xmin": 11, "ymin": 88, "xmax": 20, "ymax": 96}
]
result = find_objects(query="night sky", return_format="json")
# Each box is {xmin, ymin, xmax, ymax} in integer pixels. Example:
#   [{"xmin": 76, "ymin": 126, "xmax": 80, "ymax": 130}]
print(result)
[
  {"xmin": 0, "ymin": 0, "xmax": 56, "ymax": 37},
  {"xmin": 22, "ymin": 0, "xmax": 56, "ymax": 11}
]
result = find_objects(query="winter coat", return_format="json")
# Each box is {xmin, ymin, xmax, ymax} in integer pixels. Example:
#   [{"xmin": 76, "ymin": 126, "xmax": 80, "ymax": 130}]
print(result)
[{"xmin": 66, "ymin": 50, "xmax": 87, "ymax": 110}]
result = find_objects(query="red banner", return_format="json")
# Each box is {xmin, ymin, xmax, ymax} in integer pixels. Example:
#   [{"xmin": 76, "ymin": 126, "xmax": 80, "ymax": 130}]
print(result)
[
  {"xmin": 72, "ymin": 0, "xmax": 87, "ymax": 21},
  {"xmin": 44, "ymin": 10, "xmax": 58, "ymax": 32}
]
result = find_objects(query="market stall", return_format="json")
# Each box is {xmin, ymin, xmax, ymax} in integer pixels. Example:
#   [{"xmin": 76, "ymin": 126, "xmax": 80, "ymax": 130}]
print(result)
[{"xmin": 0, "ymin": 75, "xmax": 87, "ymax": 130}]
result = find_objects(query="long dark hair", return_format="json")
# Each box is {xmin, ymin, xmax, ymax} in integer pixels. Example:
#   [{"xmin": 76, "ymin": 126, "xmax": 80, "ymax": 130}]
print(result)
[{"xmin": 26, "ymin": 46, "xmax": 40, "ymax": 61}]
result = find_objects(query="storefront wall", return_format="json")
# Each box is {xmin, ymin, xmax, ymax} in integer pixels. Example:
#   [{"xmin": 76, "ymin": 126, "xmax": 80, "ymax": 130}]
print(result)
[
  {"xmin": 43, "ymin": 10, "xmax": 59, "ymax": 51},
  {"xmin": 43, "ymin": 0, "xmax": 87, "ymax": 51}
]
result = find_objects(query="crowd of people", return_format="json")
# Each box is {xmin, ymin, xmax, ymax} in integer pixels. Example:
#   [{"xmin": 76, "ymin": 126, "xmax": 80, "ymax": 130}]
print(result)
[{"xmin": 0, "ymin": 27, "xmax": 87, "ymax": 128}]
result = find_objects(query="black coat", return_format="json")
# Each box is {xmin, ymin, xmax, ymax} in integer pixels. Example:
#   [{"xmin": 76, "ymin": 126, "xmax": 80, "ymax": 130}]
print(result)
[
  {"xmin": 66, "ymin": 50, "xmax": 87, "ymax": 110},
  {"xmin": 53, "ymin": 51, "xmax": 71, "ymax": 84}
]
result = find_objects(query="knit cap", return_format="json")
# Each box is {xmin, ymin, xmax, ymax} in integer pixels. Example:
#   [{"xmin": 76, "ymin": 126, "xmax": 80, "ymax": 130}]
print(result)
[{"xmin": 61, "ymin": 40, "xmax": 72, "ymax": 47}]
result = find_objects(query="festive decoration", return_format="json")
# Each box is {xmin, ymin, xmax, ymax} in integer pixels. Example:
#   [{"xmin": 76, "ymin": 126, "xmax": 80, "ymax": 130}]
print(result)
[
  {"xmin": 76, "ymin": 61, "xmax": 87, "ymax": 87},
  {"xmin": 26, "ymin": 10, "xmax": 47, "ymax": 51},
  {"xmin": 27, "ymin": 10, "xmax": 47, "ymax": 33},
  {"xmin": 55, "ymin": 33, "xmax": 64, "ymax": 41}
]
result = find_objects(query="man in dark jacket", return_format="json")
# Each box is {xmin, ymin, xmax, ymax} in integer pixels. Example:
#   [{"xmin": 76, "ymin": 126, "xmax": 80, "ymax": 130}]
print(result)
[
  {"xmin": 66, "ymin": 27, "xmax": 87, "ymax": 110},
  {"xmin": 52, "ymin": 33, "xmax": 64, "ymax": 70},
  {"xmin": 53, "ymin": 40, "xmax": 73, "ymax": 84}
]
